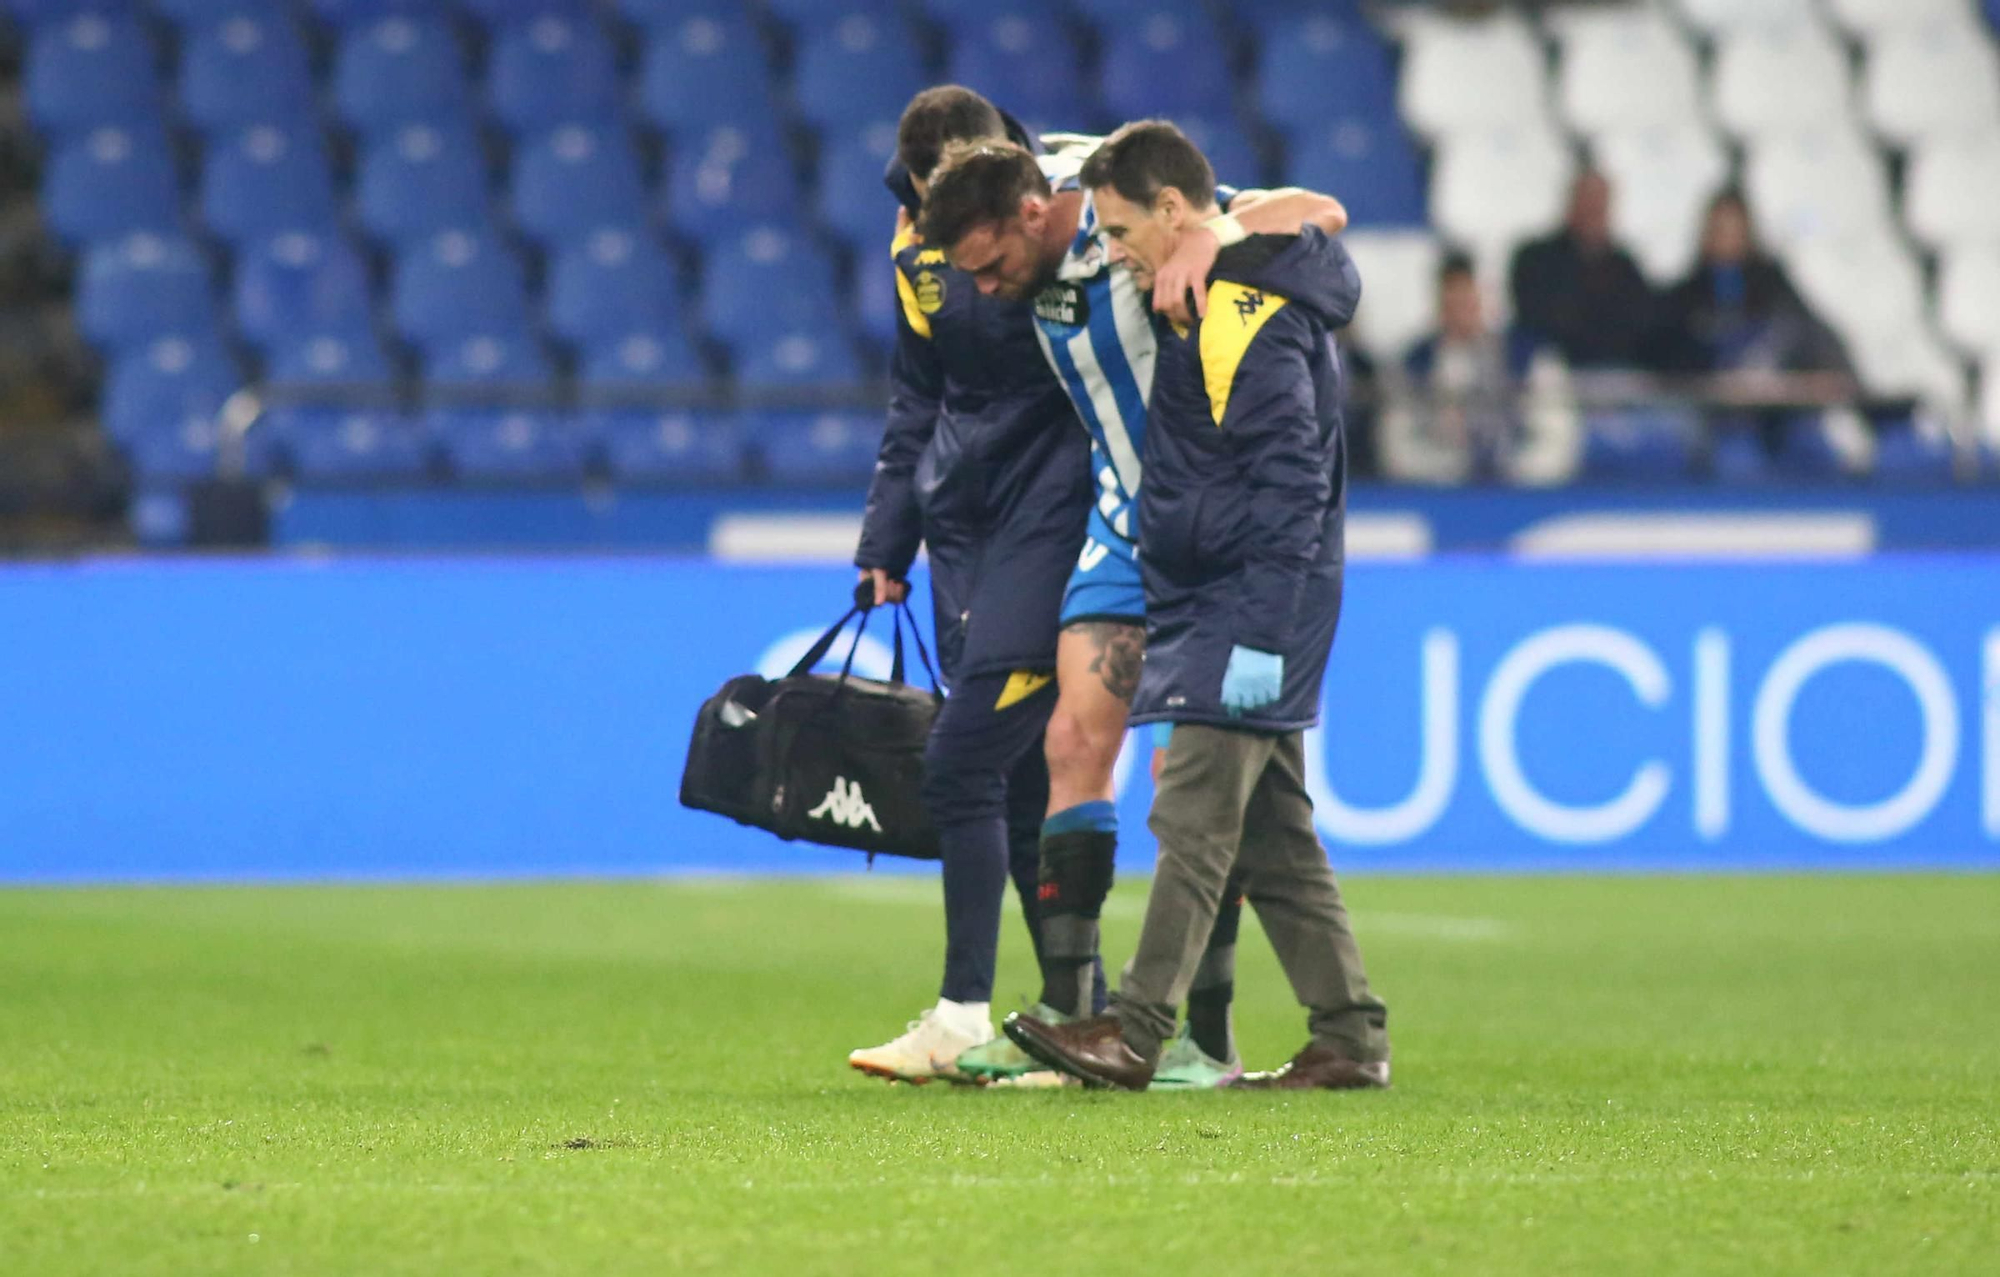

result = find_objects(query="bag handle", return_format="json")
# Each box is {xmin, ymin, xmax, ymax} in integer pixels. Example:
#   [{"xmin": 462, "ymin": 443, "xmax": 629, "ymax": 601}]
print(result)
[
  {"xmin": 893, "ymin": 600, "xmax": 943, "ymax": 697},
  {"xmin": 785, "ymin": 583, "xmax": 943, "ymax": 698}
]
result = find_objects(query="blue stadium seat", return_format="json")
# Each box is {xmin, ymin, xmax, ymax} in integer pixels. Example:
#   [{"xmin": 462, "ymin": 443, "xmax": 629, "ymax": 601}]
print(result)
[
  {"xmin": 920, "ymin": 0, "xmax": 1067, "ymax": 39},
  {"xmin": 124, "ymin": 408, "xmax": 282, "ymax": 483},
  {"xmin": 231, "ymin": 231, "xmax": 374, "ymax": 351},
  {"xmin": 273, "ymin": 407, "xmax": 433, "ymax": 483},
  {"xmin": 697, "ymin": 225, "xmax": 842, "ymax": 348},
  {"xmin": 595, "ymin": 410, "xmax": 743, "ymax": 485},
  {"xmin": 945, "ymin": 10, "xmax": 1095, "ymax": 132},
  {"xmin": 7, "ymin": 0, "xmax": 140, "ymax": 22},
  {"xmin": 356, "ymin": 121, "xmax": 493, "ymax": 247},
  {"xmin": 1987, "ymin": 0, "xmax": 2000, "ymax": 36},
  {"xmin": 637, "ymin": 10, "xmax": 776, "ymax": 142},
  {"xmin": 78, "ymin": 233, "xmax": 217, "ymax": 352},
  {"xmin": 100, "ymin": 334, "xmax": 239, "ymax": 445},
  {"xmin": 1710, "ymin": 424, "xmax": 1771, "ymax": 485},
  {"xmin": 153, "ymin": 0, "xmax": 290, "ymax": 23},
  {"xmin": 615, "ymin": 0, "xmax": 740, "ymax": 28},
  {"xmin": 751, "ymin": 410, "xmax": 882, "ymax": 484},
  {"xmin": 25, "ymin": 13, "xmax": 159, "ymax": 135},
  {"xmin": 460, "ymin": 0, "xmax": 593, "ymax": 24},
  {"xmin": 1099, "ymin": 11, "xmax": 1234, "ymax": 122},
  {"xmin": 263, "ymin": 329, "xmax": 396, "ymax": 387},
  {"xmin": 790, "ymin": 10, "xmax": 926, "ymax": 132},
  {"xmin": 512, "ymin": 124, "xmax": 648, "ymax": 244},
  {"xmin": 663, "ymin": 127, "xmax": 803, "ymax": 245},
  {"xmin": 735, "ymin": 330, "xmax": 863, "ymax": 389},
  {"xmin": 180, "ymin": 13, "xmax": 316, "ymax": 135},
  {"xmin": 42, "ymin": 123, "xmax": 180, "ymax": 246},
  {"xmin": 304, "ymin": 0, "xmax": 429, "ymax": 25},
  {"xmin": 332, "ymin": 16, "xmax": 468, "ymax": 134},
  {"xmin": 1255, "ymin": 12, "xmax": 1398, "ymax": 137},
  {"xmin": 548, "ymin": 230, "xmax": 704, "ymax": 387},
  {"xmin": 392, "ymin": 230, "xmax": 532, "ymax": 347},
  {"xmin": 764, "ymin": 0, "xmax": 899, "ymax": 23},
  {"xmin": 854, "ymin": 248, "xmax": 898, "ymax": 348},
  {"xmin": 1773, "ymin": 415, "xmax": 1845, "ymax": 480},
  {"xmin": 422, "ymin": 331, "xmax": 555, "ymax": 388},
  {"xmin": 200, "ymin": 122, "xmax": 340, "ymax": 244},
  {"xmin": 1178, "ymin": 116, "xmax": 1265, "ymax": 191},
  {"xmin": 434, "ymin": 409, "xmax": 588, "ymax": 482},
  {"xmin": 487, "ymin": 12, "xmax": 621, "ymax": 134},
  {"xmin": 1283, "ymin": 117, "xmax": 1427, "ymax": 228},
  {"xmin": 1872, "ymin": 420, "xmax": 1958, "ymax": 484},
  {"xmin": 577, "ymin": 331, "xmax": 708, "ymax": 389},
  {"xmin": 1071, "ymin": 0, "xmax": 1212, "ymax": 19},
  {"xmin": 1578, "ymin": 410, "xmax": 1698, "ymax": 482},
  {"xmin": 817, "ymin": 121, "xmax": 899, "ymax": 251}
]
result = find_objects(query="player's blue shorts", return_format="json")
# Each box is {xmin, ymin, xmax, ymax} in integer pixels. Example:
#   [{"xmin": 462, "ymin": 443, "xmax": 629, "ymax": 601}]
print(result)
[{"xmin": 1059, "ymin": 507, "xmax": 1144, "ymax": 626}]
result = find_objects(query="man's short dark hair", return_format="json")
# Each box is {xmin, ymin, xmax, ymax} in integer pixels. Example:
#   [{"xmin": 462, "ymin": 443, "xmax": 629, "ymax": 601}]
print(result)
[
  {"xmin": 1077, "ymin": 119, "xmax": 1216, "ymax": 211},
  {"xmin": 897, "ymin": 86, "xmax": 1007, "ymax": 183},
  {"xmin": 918, "ymin": 142, "xmax": 1050, "ymax": 247},
  {"xmin": 1438, "ymin": 249, "xmax": 1478, "ymax": 286}
]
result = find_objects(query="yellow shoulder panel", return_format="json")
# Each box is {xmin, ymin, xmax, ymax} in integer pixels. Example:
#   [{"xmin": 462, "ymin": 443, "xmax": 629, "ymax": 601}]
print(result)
[
  {"xmin": 890, "ymin": 223, "xmax": 933, "ymax": 340},
  {"xmin": 1200, "ymin": 280, "xmax": 1288, "ymax": 426}
]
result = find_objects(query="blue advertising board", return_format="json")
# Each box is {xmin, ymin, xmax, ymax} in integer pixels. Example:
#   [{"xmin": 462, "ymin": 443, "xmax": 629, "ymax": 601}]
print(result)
[{"xmin": 1, "ymin": 556, "xmax": 1995, "ymax": 881}]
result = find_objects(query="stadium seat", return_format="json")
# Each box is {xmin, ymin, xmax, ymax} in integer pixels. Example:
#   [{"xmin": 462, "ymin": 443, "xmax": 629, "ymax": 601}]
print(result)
[
  {"xmin": 547, "ymin": 228, "xmax": 679, "ymax": 346},
  {"xmin": 1938, "ymin": 244, "xmax": 2000, "ymax": 355},
  {"xmin": 735, "ymin": 330, "xmax": 864, "ymax": 389},
  {"xmin": 1744, "ymin": 125, "xmax": 1896, "ymax": 249},
  {"xmin": 263, "ymin": 329, "xmax": 396, "ymax": 387},
  {"xmin": 791, "ymin": 10, "xmax": 926, "ymax": 132},
  {"xmin": 636, "ymin": 9, "xmax": 777, "ymax": 142},
  {"xmin": 434, "ymin": 410, "xmax": 588, "ymax": 482},
  {"xmin": 332, "ymin": 17, "xmax": 469, "ymax": 135},
  {"xmin": 763, "ymin": 0, "xmax": 900, "ymax": 24},
  {"xmin": 180, "ymin": 13, "xmax": 316, "ymax": 136},
  {"xmin": 273, "ymin": 407, "xmax": 434, "ymax": 483},
  {"xmin": 662, "ymin": 127, "xmax": 804, "ymax": 245},
  {"xmin": 200, "ymin": 123, "xmax": 340, "ymax": 245},
  {"xmin": 1070, "ymin": 0, "xmax": 1211, "ymax": 23},
  {"xmin": 616, "ymin": 0, "xmax": 745, "ymax": 28},
  {"xmin": 459, "ymin": 0, "xmax": 594, "ymax": 24},
  {"xmin": 487, "ymin": 13, "xmax": 622, "ymax": 135},
  {"xmin": 1862, "ymin": 28, "xmax": 2000, "ymax": 145},
  {"xmin": 945, "ymin": 9, "xmax": 1094, "ymax": 133},
  {"xmin": 1871, "ymin": 418, "xmax": 1959, "ymax": 483},
  {"xmin": 232, "ymin": 231, "xmax": 375, "ymax": 351},
  {"xmin": 25, "ymin": 13, "xmax": 159, "ymax": 135},
  {"xmin": 854, "ymin": 250, "xmax": 898, "ymax": 349},
  {"xmin": 423, "ymin": 331, "xmax": 555, "ymax": 389},
  {"xmin": 577, "ymin": 332, "xmax": 709, "ymax": 390},
  {"xmin": 1708, "ymin": 424, "xmax": 1773, "ymax": 484},
  {"xmin": 1593, "ymin": 124, "xmax": 1730, "ymax": 284},
  {"xmin": 1577, "ymin": 411, "xmax": 1700, "ymax": 482},
  {"xmin": 1709, "ymin": 22, "xmax": 1854, "ymax": 141},
  {"xmin": 1255, "ymin": 11, "xmax": 1399, "ymax": 138},
  {"xmin": 42, "ymin": 123, "xmax": 181, "ymax": 246},
  {"xmin": 1673, "ymin": 0, "xmax": 1822, "ymax": 34},
  {"xmin": 1338, "ymin": 228, "xmax": 1439, "ymax": 359},
  {"xmin": 1282, "ymin": 116, "xmax": 1427, "ymax": 228},
  {"xmin": 1552, "ymin": 8, "xmax": 1702, "ymax": 136},
  {"xmin": 751, "ymin": 410, "xmax": 882, "ymax": 484},
  {"xmin": 356, "ymin": 121, "xmax": 493, "ymax": 247},
  {"xmin": 1178, "ymin": 117, "xmax": 1264, "ymax": 192},
  {"xmin": 1789, "ymin": 232, "xmax": 1929, "ymax": 357},
  {"xmin": 1904, "ymin": 136, "xmax": 2000, "ymax": 251},
  {"xmin": 392, "ymin": 230, "xmax": 532, "ymax": 348},
  {"xmin": 1399, "ymin": 11, "xmax": 1549, "ymax": 138},
  {"xmin": 7, "ymin": 0, "xmax": 141, "ymax": 22},
  {"xmin": 512, "ymin": 124, "xmax": 648, "ymax": 245},
  {"xmin": 1430, "ymin": 124, "xmax": 1574, "ymax": 273},
  {"xmin": 1844, "ymin": 325, "xmax": 1972, "ymax": 419},
  {"xmin": 1099, "ymin": 11, "xmax": 1233, "ymax": 122},
  {"xmin": 697, "ymin": 225, "xmax": 842, "ymax": 349},
  {"xmin": 817, "ymin": 121, "xmax": 899, "ymax": 252},
  {"xmin": 78, "ymin": 233, "xmax": 217, "ymax": 352},
  {"xmin": 1824, "ymin": 0, "xmax": 1983, "ymax": 37},
  {"xmin": 153, "ymin": 0, "xmax": 290, "ymax": 22},
  {"xmin": 100, "ymin": 333, "xmax": 239, "ymax": 444},
  {"xmin": 596, "ymin": 410, "xmax": 744, "ymax": 485}
]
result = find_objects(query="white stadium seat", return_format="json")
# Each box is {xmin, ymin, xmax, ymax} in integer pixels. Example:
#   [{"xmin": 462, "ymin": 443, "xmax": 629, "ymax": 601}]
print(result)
[
  {"xmin": 1594, "ymin": 123, "xmax": 1730, "ymax": 283},
  {"xmin": 1399, "ymin": 12, "xmax": 1550, "ymax": 138},
  {"xmin": 1863, "ymin": 28, "xmax": 2000, "ymax": 145},
  {"xmin": 1846, "ymin": 325, "xmax": 1970, "ymax": 420},
  {"xmin": 1824, "ymin": 0, "xmax": 1982, "ymax": 38},
  {"xmin": 1937, "ymin": 244, "xmax": 2000, "ymax": 355},
  {"xmin": 1982, "ymin": 349, "xmax": 2000, "ymax": 444},
  {"xmin": 1904, "ymin": 136, "xmax": 2000, "ymax": 251},
  {"xmin": 1339, "ymin": 228, "xmax": 1441, "ymax": 360},
  {"xmin": 1745, "ymin": 125, "xmax": 1896, "ymax": 249},
  {"xmin": 1672, "ymin": 0, "xmax": 1821, "ymax": 36},
  {"xmin": 1788, "ymin": 232, "xmax": 1928, "ymax": 345},
  {"xmin": 1710, "ymin": 23, "xmax": 1853, "ymax": 139},
  {"xmin": 1554, "ymin": 8, "xmax": 1704, "ymax": 135},
  {"xmin": 1431, "ymin": 124, "xmax": 1575, "ymax": 276}
]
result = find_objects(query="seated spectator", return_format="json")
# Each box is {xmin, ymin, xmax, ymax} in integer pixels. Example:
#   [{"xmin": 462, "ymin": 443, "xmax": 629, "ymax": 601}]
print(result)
[
  {"xmin": 1380, "ymin": 251, "xmax": 1579, "ymax": 486},
  {"xmin": 1509, "ymin": 166, "xmax": 1657, "ymax": 369}
]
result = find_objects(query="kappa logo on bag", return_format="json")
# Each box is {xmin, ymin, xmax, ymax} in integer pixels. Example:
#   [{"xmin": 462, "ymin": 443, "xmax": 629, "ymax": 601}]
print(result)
[{"xmin": 808, "ymin": 776, "xmax": 882, "ymax": 832}]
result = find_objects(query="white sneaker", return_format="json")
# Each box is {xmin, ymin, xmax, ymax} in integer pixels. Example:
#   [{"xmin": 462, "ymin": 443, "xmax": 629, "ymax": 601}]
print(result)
[{"xmin": 849, "ymin": 1006, "xmax": 994, "ymax": 1084}]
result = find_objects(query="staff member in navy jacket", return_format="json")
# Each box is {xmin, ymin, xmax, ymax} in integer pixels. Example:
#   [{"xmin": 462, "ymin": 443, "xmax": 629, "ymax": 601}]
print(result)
[{"xmin": 1005, "ymin": 121, "xmax": 1390, "ymax": 1092}]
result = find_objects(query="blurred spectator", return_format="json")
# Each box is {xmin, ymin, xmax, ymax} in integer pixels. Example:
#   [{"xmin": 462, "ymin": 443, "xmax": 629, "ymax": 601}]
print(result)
[
  {"xmin": 1381, "ymin": 251, "xmax": 1579, "ymax": 485},
  {"xmin": 1509, "ymin": 167, "xmax": 1657, "ymax": 369}
]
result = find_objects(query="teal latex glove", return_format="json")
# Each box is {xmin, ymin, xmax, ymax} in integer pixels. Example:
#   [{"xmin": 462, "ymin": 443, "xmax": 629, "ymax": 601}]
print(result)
[
  {"xmin": 1152, "ymin": 722, "xmax": 1175, "ymax": 750},
  {"xmin": 1221, "ymin": 646, "xmax": 1284, "ymax": 717}
]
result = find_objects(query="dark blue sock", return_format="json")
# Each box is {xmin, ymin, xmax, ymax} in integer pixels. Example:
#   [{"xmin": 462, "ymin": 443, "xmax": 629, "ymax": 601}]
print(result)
[{"xmin": 938, "ymin": 815, "xmax": 1009, "ymax": 1004}]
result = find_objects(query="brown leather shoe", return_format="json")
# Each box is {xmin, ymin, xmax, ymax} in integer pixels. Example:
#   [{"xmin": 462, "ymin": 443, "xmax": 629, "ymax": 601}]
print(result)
[
  {"xmin": 1002, "ymin": 1011, "xmax": 1156, "ymax": 1091},
  {"xmin": 1230, "ymin": 1042, "xmax": 1390, "ymax": 1091}
]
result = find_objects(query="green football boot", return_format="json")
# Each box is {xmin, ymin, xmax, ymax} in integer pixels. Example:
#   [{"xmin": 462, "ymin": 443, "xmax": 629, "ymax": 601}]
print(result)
[
  {"xmin": 1147, "ymin": 1026, "xmax": 1243, "ymax": 1090},
  {"xmin": 954, "ymin": 1003, "xmax": 1070, "ymax": 1085}
]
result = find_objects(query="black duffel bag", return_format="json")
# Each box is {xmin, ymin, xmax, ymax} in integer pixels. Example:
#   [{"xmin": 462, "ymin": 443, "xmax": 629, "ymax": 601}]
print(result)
[{"xmin": 679, "ymin": 585, "xmax": 944, "ymax": 860}]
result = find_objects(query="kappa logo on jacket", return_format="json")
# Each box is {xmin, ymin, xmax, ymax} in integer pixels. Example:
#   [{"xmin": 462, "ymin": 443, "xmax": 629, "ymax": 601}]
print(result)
[{"xmin": 808, "ymin": 777, "xmax": 882, "ymax": 831}]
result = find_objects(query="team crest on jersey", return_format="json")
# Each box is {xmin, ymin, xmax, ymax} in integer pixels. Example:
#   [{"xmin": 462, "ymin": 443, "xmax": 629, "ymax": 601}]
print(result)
[
  {"xmin": 914, "ymin": 269, "xmax": 945, "ymax": 315},
  {"xmin": 1034, "ymin": 281, "xmax": 1090, "ymax": 328}
]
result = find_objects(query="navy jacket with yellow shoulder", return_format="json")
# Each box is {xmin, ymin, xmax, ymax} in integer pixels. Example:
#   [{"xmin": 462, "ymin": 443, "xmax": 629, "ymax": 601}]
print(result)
[
  {"xmin": 1130, "ymin": 227, "xmax": 1362, "ymax": 732},
  {"xmin": 856, "ymin": 123, "xmax": 1089, "ymax": 682}
]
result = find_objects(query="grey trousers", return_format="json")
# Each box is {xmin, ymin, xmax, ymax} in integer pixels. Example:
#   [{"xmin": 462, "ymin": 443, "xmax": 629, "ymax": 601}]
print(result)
[{"xmin": 1112, "ymin": 724, "xmax": 1389, "ymax": 1063}]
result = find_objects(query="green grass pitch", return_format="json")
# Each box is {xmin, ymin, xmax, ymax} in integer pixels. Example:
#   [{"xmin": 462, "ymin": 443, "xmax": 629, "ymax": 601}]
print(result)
[{"xmin": 2, "ymin": 873, "xmax": 1996, "ymax": 1275}]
